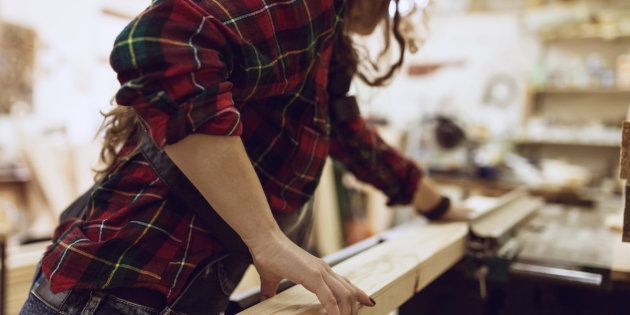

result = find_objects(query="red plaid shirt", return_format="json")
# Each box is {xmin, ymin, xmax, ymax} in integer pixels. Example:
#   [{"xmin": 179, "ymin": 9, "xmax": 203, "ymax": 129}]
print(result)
[{"xmin": 41, "ymin": 0, "xmax": 422, "ymax": 303}]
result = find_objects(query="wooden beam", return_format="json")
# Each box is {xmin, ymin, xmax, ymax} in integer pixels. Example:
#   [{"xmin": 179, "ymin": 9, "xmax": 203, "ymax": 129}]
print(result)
[
  {"xmin": 239, "ymin": 222, "xmax": 468, "ymax": 315},
  {"xmin": 470, "ymin": 193, "xmax": 543, "ymax": 239},
  {"xmin": 5, "ymin": 242, "xmax": 48, "ymax": 315},
  {"xmin": 312, "ymin": 160, "xmax": 344, "ymax": 256},
  {"xmin": 19, "ymin": 130, "xmax": 76, "ymax": 219},
  {"xmin": 466, "ymin": 188, "xmax": 527, "ymax": 221}
]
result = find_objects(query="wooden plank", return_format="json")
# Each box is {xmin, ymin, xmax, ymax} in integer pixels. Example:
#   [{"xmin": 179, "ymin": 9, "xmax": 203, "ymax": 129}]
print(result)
[
  {"xmin": 466, "ymin": 188, "xmax": 527, "ymax": 221},
  {"xmin": 312, "ymin": 160, "xmax": 344, "ymax": 255},
  {"xmin": 19, "ymin": 131, "xmax": 76, "ymax": 219},
  {"xmin": 4, "ymin": 242, "xmax": 47, "ymax": 315},
  {"xmin": 239, "ymin": 222, "xmax": 468, "ymax": 315},
  {"xmin": 471, "ymin": 195, "xmax": 543, "ymax": 239}
]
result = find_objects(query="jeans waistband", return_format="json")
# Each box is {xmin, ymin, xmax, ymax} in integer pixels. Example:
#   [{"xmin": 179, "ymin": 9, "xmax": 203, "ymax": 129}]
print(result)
[{"xmin": 31, "ymin": 269, "xmax": 162, "ymax": 314}]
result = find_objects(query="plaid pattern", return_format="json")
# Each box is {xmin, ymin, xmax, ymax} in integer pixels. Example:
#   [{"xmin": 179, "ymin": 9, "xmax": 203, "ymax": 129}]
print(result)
[
  {"xmin": 41, "ymin": 0, "xmax": 422, "ymax": 303},
  {"xmin": 330, "ymin": 118, "xmax": 422, "ymax": 206}
]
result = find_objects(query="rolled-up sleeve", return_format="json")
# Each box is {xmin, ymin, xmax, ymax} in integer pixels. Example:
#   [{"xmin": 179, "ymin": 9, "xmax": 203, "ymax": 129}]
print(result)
[
  {"xmin": 329, "ymin": 106, "xmax": 423, "ymax": 206},
  {"xmin": 110, "ymin": 0, "xmax": 241, "ymax": 148}
]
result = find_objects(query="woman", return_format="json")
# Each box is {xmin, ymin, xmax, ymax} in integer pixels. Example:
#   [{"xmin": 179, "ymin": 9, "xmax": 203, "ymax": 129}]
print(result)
[{"xmin": 21, "ymin": 0, "xmax": 468, "ymax": 314}]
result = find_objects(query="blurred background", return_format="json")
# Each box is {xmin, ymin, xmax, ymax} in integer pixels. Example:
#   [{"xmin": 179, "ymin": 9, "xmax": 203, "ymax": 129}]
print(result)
[{"xmin": 1, "ymin": 0, "xmax": 630, "ymax": 314}]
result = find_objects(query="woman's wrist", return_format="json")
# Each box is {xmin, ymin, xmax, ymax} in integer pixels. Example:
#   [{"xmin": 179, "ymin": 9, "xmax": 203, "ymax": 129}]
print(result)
[
  {"xmin": 422, "ymin": 196, "xmax": 451, "ymax": 220},
  {"xmin": 412, "ymin": 178, "xmax": 443, "ymax": 213},
  {"xmin": 244, "ymin": 226, "xmax": 287, "ymax": 256}
]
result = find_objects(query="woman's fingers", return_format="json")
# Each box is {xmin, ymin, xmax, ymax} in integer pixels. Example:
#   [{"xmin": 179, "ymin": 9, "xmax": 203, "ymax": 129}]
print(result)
[
  {"xmin": 308, "ymin": 266, "xmax": 374, "ymax": 314},
  {"xmin": 314, "ymin": 279, "xmax": 341, "ymax": 315},
  {"xmin": 323, "ymin": 272, "xmax": 356, "ymax": 314},
  {"xmin": 334, "ymin": 275, "xmax": 360, "ymax": 315},
  {"xmin": 341, "ymin": 276, "xmax": 374, "ymax": 307},
  {"xmin": 337, "ymin": 277, "xmax": 359, "ymax": 315},
  {"xmin": 252, "ymin": 237, "xmax": 373, "ymax": 315},
  {"xmin": 259, "ymin": 272, "xmax": 282, "ymax": 301}
]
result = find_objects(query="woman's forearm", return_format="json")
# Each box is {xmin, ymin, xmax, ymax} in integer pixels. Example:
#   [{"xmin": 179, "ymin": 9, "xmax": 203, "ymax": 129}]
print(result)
[
  {"xmin": 413, "ymin": 177, "xmax": 471, "ymax": 221},
  {"xmin": 164, "ymin": 134, "xmax": 380, "ymax": 312},
  {"xmin": 412, "ymin": 177, "xmax": 442, "ymax": 211},
  {"xmin": 164, "ymin": 134, "xmax": 284, "ymax": 249}
]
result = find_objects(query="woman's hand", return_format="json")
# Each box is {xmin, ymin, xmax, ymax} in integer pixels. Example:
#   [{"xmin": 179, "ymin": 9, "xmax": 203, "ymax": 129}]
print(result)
[
  {"xmin": 440, "ymin": 204, "xmax": 472, "ymax": 221},
  {"xmin": 412, "ymin": 178, "xmax": 471, "ymax": 221},
  {"xmin": 249, "ymin": 232, "xmax": 375, "ymax": 315}
]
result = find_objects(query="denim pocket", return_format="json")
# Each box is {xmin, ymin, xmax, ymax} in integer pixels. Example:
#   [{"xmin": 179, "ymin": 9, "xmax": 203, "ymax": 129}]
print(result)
[{"xmin": 98, "ymin": 293, "xmax": 160, "ymax": 315}]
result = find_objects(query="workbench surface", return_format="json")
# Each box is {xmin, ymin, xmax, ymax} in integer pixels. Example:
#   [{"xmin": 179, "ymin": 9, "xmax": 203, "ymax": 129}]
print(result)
[{"xmin": 516, "ymin": 202, "xmax": 630, "ymax": 282}]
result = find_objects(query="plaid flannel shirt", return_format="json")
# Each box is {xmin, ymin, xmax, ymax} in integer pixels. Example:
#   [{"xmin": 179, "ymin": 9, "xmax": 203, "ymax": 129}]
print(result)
[{"xmin": 41, "ymin": 0, "xmax": 423, "ymax": 303}]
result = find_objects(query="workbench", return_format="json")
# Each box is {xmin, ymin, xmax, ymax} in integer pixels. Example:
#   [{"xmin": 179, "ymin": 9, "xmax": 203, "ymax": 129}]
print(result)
[
  {"xmin": 233, "ymin": 187, "xmax": 630, "ymax": 314},
  {"xmin": 398, "ymin": 201, "xmax": 630, "ymax": 315},
  {"xmin": 230, "ymin": 190, "xmax": 541, "ymax": 314},
  {"xmin": 516, "ymin": 202, "xmax": 630, "ymax": 286},
  {"xmin": 433, "ymin": 174, "xmax": 630, "ymax": 286}
]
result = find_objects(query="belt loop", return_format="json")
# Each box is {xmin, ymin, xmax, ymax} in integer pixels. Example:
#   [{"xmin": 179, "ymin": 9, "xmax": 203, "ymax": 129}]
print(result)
[{"xmin": 79, "ymin": 291, "xmax": 104, "ymax": 315}]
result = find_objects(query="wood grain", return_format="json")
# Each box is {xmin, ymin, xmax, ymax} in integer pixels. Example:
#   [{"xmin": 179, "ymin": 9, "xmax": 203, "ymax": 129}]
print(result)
[
  {"xmin": 239, "ymin": 222, "xmax": 468, "ymax": 315},
  {"xmin": 471, "ymin": 195, "xmax": 543, "ymax": 239},
  {"xmin": 312, "ymin": 160, "xmax": 344, "ymax": 256},
  {"xmin": 5, "ymin": 242, "xmax": 48, "ymax": 315}
]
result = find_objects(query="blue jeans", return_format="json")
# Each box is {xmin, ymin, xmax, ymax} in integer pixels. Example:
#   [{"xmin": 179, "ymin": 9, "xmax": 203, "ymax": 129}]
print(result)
[
  {"xmin": 20, "ymin": 269, "xmax": 162, "ymax": 314},
  {"xmin": 20, "ymin": 254, "xmax": 248, "ymax": 315}
]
